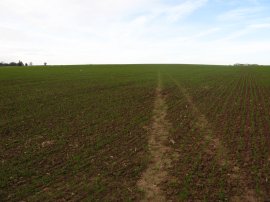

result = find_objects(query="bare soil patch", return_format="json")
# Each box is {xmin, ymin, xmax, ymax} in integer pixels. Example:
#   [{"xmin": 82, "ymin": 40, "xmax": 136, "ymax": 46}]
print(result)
[{"xmin": 137, "ymin": 73, "xmax": 177, "ymax": 202}]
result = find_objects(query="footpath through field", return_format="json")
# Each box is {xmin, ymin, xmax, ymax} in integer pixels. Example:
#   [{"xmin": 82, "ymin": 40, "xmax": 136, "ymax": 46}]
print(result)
[
  {"xmin": 137, "ymin": 73, "xmax": 178, "ymax": 202},
  {"xmin": 138, "ymin": 72, "xmax": 261, "ymax": 201}
]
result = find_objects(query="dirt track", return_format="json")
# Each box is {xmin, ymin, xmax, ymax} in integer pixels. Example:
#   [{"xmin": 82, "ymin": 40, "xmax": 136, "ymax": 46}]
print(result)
[
  {"xmin": 170, "ymin": 76, "xmax": 259, "ymax": 202},
  {"xmin": 137, "ymin": 73, "xmax": 176, "ymax": 202}
]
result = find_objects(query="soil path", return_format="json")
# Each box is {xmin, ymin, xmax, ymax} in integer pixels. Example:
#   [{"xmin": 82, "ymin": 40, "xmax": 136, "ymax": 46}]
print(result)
[
  {"xmin": 137, "ymin": 73, "xmax": 175, "ymax": 202},
  {"xmin": 170, "ymin": 76, "xmax": 259, "ymax": 202}
]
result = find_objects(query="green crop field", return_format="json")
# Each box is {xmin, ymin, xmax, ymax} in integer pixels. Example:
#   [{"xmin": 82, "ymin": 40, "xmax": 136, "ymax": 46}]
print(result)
[{"xmin": 1, "ymin": 64, "xmax": 270, "ymax": 201}]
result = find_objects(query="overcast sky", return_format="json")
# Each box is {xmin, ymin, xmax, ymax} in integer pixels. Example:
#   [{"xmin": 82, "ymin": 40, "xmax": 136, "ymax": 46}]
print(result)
[{"xmin": 1, "ymin": 0, "xmax": 270, "ymax": 65}]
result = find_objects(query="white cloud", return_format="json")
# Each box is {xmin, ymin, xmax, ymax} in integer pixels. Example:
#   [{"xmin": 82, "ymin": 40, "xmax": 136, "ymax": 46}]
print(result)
[
  {"xmin": 148, "ymin": 0, "xmax": 208, "ymax": 22},
  {"xmin": 249, "ymin": 23, "xmax": 270, "ymax": 29},
  {"xmin": 218, "ymin": 7, "xmax": 264, "ymax": 21},
  {"xmin": 0, "ymin": 0, "xmax": 269, "ymax": 65},
  {"xmin": 0, "ymin": 0, "xmax": 210, "ymax": 64}
]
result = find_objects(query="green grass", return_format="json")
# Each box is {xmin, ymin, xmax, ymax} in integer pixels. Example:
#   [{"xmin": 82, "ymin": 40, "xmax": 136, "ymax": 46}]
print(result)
[{"xmin": 1, "ymin": 64, "xmax": 270, "ymax": 201}]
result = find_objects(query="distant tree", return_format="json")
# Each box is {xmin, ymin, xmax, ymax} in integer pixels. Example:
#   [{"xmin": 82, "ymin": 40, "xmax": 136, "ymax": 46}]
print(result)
[
  {"xmin": 29, "ymin": 62, "xmax": 33, "ymax": 66},
  {"xmin": 18, "ymin": 60, "xmax": 24, "ymax": 66},
  {"xmin": 9, "ymin": 62, "xmax": 17, "ymax": 66},
  {"xmin": 44, "ymin": 62, "xmax": 47, "ymax": 66},
  {"xmin": 25, "ymin": 63, "xmax": 28, "ymax": 66}
]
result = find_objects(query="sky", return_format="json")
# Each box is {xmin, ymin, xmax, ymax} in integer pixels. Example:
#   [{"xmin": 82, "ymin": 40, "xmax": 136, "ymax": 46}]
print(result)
[{"xmin": 1, "ymin": 0, "xmax": 270, "ymax": 65}]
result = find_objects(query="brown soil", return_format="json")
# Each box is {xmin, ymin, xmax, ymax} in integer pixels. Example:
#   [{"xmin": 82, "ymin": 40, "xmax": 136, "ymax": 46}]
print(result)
[
  {"xmin": 137, "ymin": 73, "xmax": 177, "ymax": 202},
  {"xmin": 170, "ymin": 76, "xmax": 259, "ymax": 202}
]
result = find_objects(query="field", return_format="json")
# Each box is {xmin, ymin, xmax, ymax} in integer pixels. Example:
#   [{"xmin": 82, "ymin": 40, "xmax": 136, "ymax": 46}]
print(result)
[{"xmin": 1, "ymin": 64, "xmax": 270, "ymax": 201}]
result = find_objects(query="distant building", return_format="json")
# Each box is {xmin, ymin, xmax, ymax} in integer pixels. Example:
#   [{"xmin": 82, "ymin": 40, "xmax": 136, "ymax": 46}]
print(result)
[{"xmin": 234, "ymin": 63, "xmax": 259, "ymax": 67}]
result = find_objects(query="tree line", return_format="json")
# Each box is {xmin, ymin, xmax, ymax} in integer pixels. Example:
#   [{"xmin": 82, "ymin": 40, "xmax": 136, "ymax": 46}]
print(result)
[
  {"xmin": 0, "ymin": 61, "xmax": 47, "ymax": 66},
  {"xmin": 0, "ymin": 60, "xmax": 29, "ymax": 66}
]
